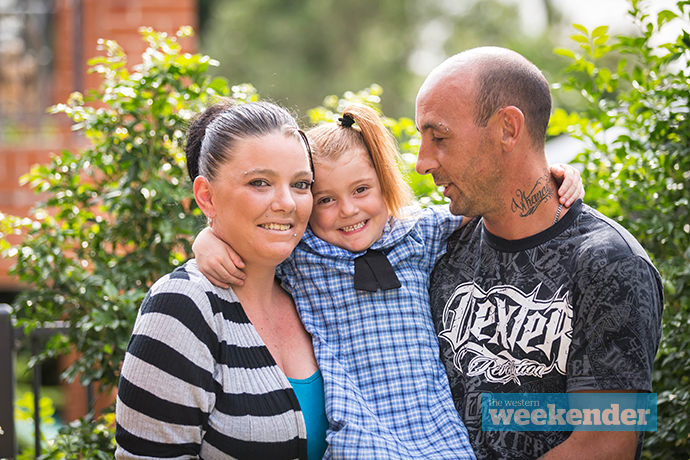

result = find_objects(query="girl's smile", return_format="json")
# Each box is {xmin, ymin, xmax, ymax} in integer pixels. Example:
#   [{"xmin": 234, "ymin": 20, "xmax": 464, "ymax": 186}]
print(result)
[{"xmin": 340, "ymin": 220, "xmax": 368, "ymax": 233}]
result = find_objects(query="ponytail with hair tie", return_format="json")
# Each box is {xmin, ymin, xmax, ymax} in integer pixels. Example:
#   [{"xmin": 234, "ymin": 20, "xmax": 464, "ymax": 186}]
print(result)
[{"xmin": 342, "ymin": 104, "xmax": 413, "ymax": 217}]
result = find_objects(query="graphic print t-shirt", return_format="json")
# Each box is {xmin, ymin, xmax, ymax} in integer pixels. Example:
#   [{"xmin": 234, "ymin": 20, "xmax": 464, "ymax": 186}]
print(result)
[{"xmin": 429, "ymin": 201, "xmax": 663, "ymax": 460}]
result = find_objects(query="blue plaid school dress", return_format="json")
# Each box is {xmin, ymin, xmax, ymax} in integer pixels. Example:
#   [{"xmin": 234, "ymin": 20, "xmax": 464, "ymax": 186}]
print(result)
[{"xmin": 278, "ymin": 205, "xmax": 476, "ymax": 460}]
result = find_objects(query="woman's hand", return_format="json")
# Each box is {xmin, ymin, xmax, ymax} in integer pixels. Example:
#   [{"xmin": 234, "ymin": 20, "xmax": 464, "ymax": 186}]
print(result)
[
  {"xmin": 192, "ymin": 227, "xmax": 247, "ymax": 289},
  {"xmin": 550, "ymin": 163, "xmax": 585, "ymax": 207}
]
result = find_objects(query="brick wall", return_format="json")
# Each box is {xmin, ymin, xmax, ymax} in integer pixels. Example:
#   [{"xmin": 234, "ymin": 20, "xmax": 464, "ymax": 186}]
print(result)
[
  {"xmin": 0, "ymin": 0, "xmax": 199, "ymax": 429},
  {"xmin": 0, "ymin": 0, "xmax": 198, "ymax": 290}
]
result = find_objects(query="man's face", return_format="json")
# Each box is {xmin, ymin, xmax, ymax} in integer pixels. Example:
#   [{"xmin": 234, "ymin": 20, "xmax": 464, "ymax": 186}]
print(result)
[{"xmin": 414, "ymin": 74, "xmax": 502, "ymax": 218}]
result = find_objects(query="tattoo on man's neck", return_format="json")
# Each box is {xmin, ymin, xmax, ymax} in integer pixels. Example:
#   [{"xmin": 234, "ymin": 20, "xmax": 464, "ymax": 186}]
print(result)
[{"xmin": 511, "ymin": 172, "xmax": 554, "ymax": 217}]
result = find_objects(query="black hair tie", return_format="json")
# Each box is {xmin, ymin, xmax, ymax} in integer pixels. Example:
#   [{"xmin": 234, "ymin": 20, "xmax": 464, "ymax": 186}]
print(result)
[{"xmin": 338, "ymin": 115, "xmax": 355, "ymax": 128}]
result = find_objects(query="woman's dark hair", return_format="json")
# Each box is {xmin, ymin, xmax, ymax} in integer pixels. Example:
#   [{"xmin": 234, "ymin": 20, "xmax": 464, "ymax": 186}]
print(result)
[{"xmin": 185, "ymin": 99, "xmax": 311, "ymax": 182}]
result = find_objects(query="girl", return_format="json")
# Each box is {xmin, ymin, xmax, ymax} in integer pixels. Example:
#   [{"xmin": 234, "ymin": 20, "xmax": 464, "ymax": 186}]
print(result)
[{"xmin": 193, "ymin": 103, "xmax": 583, "ymax": 459}]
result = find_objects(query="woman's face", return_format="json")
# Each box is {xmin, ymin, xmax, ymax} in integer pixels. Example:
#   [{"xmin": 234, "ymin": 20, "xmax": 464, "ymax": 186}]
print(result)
[
  {"xmin": 309, "ymin": 148, "xmax": 390, "ymax": 253},
  {"xmin": 198, "ymin": 133, "xmax": 313, "ymax": 268}
]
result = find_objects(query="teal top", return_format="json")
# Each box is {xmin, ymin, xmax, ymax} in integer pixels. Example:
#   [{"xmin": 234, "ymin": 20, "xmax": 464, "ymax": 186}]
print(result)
[{"xmin": 288, "ymin": 370, "xmax": 328, "ymax": 460}]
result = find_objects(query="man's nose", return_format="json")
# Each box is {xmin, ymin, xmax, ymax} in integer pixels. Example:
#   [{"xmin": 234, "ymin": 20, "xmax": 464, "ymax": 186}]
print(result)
[{"xmin": 415, "ymin": 139, "xmax": 438, "ymax": 176}]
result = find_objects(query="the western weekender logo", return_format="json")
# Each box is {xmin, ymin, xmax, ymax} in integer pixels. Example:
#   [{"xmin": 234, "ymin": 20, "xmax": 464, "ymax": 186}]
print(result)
[
  {"xmin": 482, "ymin": 393, "xmax": 657, "ymax": 431},
  {"xmin": 439, "ymin": 283, "xmax": 572, "ymax": 385}
]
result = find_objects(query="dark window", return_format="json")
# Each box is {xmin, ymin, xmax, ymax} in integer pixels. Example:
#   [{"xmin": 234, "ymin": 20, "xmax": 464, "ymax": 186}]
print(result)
[{"xmin": 0, "ymin": 0, "xmax": 54, "ymax": 128}]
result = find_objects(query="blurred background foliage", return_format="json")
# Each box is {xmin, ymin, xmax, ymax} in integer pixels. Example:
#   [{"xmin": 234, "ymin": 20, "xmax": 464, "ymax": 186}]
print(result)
[
  {"xmin": 198, "ymin": 0, "xmax": 596, "ymax": 119},
  {"xmin": 549, "ymin": 1, "xmax": 690, "ymax": 455},
  {"xmin": 1, "ymin": 0, "xmax": 689, "ymax": 458}
]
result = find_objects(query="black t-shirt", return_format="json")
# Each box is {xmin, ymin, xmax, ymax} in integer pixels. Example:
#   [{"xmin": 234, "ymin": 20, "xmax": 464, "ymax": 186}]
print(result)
[{"xmin": 429, "ymin": 200, "xmax": 663, "ymax": 460}]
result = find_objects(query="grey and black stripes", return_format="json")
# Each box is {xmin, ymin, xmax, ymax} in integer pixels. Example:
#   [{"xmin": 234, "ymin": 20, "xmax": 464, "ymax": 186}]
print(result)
[{"xmin": 115, "ymin": 260, "xmax": 308, "ymax": 460}]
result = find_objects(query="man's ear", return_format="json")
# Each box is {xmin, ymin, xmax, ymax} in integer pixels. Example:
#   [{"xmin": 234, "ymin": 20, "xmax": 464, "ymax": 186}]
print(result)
[
  {"xmin": 193, "ymin": 176, "xmax": 216, "ymax": 219},
  {"xmin": 497, "ymin": 106, "xmax": 525, "ymax": 153}
]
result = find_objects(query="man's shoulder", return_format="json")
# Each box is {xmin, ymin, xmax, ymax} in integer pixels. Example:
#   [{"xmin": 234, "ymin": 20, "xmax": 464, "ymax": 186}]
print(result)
[
  {"xmin": 445, "ymin": 215, "xmax": 482, "ymax": 252},
  {"xmin": 575, "ymin": 203, "xmax": 653, "ymax": 264}
]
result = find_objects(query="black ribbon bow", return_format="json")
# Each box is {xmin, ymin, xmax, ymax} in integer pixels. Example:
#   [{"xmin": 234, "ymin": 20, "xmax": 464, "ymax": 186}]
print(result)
[{"xmin": 354, "ymin": 249, "xmax": 401, "ymax": 292}]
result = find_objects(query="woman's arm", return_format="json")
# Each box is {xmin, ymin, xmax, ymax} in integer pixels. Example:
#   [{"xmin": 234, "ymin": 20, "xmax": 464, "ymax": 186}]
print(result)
[{"xmin": 116, "ymin": 277, "xmax": 217, "ymax": 459}]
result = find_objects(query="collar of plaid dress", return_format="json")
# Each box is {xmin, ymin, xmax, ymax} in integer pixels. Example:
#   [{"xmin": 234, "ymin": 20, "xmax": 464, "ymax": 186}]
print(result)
[{"xmin": 354, "ymin": 249, "xmax": 401, "ymax": 292}]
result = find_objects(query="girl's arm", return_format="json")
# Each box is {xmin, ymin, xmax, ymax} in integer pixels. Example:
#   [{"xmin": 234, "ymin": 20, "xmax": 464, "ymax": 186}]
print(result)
[
  {"xmin": 116, "ymin": 280, "xmax": 216, "ymax": 458},
  {"xmin": 193, "ymin": 163, "xmax": 583, "ymax": 287},
  {"xmin": 551, "ymin": 162, "xmax": 584, "ymax": 207},
  {"xmin": 192, "ymin": 227, "xmax": 246, "ymax": 289}
]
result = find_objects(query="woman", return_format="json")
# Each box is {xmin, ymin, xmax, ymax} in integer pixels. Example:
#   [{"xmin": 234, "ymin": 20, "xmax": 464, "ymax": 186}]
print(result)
[{"xmin": 115, "ymin": 101, "xmax": 327, "ymax": 460}]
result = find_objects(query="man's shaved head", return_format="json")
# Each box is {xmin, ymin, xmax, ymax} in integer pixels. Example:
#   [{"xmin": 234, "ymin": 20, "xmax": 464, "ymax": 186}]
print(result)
[{"xmin": 420, "ymin": 47, "xmax": 552, "ymax": 149}]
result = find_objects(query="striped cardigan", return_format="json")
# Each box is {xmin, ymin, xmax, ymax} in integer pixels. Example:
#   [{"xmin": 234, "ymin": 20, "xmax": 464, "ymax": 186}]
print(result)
[{"xmin": 115, "ymin": 260, "xmax": 308, "ymax": 460}]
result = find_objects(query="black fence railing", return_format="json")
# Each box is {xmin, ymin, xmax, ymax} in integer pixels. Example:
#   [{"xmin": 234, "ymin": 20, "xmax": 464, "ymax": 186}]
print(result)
[
  {"xmin": 0, "ymin": 303, "xmax": 16, "ymax": 460},
  {"xmin": 0, "ymin": 303, "xmax": 78, "ymax": 460}
]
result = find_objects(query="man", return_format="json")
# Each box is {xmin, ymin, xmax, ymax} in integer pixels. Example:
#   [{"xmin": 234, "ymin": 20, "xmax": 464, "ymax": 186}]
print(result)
[{"xmin": 415, "ymin": 46, "xmax": 663, "ymax": 459}]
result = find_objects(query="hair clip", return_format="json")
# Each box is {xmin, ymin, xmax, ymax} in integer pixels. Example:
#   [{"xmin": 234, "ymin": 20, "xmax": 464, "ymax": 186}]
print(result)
[{"xmin": 338, "ymin": 116, "xmax": 355, "ymax": 128}]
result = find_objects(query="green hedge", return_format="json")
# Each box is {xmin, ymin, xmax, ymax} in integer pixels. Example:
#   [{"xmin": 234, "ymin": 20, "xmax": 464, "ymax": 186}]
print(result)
[{"xmin": 1, "ymin": 1, "xmax": 688, "ymax": 455}]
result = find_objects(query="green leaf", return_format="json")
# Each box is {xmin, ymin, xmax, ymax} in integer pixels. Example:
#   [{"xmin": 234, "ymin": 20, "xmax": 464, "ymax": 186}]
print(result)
[
  {"xmin": 593, "ymin": 45, "xmax": 612, "ymax": 59},
  {"xmin": 593, "ymin": 34, "xmax": 609, "ymax": 46},
  {"xmin": 657, "ymin": 9, "xmax": 679, "ymax": 29},
  {"xmin": 208, "ymin": 76, "xmax": 229, "ymax": 94},
  {"xmin": 572, "ymin": 23, "xmax": 589, "ymax": 35},
  {"xmin": 570, "ymin": 34, "xmax": 590, "ymax": 44},
  {"xmin": 592, "ymin": 25, "xmax": 609, "ymax": 37},
  {"xmin": 597, "ymin": 67, "xmax": 613, "ymax": 84},
  {"xmin": 553, "ymin": 47, "xmax": 577, "ymax": 59}
]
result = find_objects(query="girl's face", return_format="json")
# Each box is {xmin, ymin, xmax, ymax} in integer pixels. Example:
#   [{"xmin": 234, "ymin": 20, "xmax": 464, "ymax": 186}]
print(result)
[
  {"xmin": 309, "ymin": 149, "xmax": 390, "ymax": 253},
  {"xmin": 197, "ymin": 133, "xmax": 313, "ymax": 268}
]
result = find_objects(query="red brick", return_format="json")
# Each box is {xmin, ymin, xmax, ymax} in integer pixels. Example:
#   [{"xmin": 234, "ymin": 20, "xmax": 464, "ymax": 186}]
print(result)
[{"xmin": 1, "ymin": 0, "xmax": 199, "ymax": 414}]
